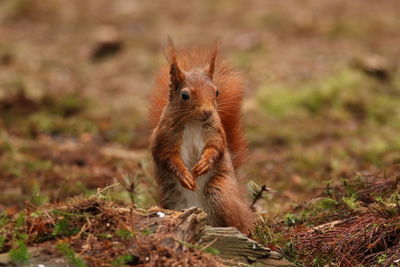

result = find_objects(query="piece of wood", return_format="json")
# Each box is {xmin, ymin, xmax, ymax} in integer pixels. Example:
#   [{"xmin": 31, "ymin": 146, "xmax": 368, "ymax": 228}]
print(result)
[
  {"xmin": 199, "ymin": 226, "xmax": 295, "ymax": 267},
  {"xmin": 175, "ymin": 207, "xmax": 296, "ymax": 266}
]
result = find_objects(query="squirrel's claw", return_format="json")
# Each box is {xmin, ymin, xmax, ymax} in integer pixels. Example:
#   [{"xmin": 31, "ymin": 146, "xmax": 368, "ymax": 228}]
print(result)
[
  {"xmin": 192, "ymin": 159, "xmax": 210, "ymax": 177},
  {"xmin": 180, "ymin": 171, "xmax": 197, "ymax": 191}
]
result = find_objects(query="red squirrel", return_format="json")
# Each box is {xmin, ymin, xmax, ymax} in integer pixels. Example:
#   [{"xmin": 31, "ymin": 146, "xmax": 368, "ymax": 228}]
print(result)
[{"xmin": 149, "ymin": 40, "xmax": 255, "ymax": 233}]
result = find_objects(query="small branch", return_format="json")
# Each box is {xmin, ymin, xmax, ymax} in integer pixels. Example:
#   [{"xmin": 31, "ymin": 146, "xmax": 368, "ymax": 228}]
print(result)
[
  {"xmin": 96, "ymin": 182, "xmax": 120, "ymax": 198},
  {"xmin": 250, "ymin": 185, "xmax": 270, "ymax": 211}
]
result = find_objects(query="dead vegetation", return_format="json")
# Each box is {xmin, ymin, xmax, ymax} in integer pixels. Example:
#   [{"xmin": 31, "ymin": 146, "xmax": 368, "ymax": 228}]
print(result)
[
  {"xmin": 0, "ymin": 196, "xmax": 296, "ymax": 267},
  {"xmin": 0, "ymin": 197, "xmax": 224, "ymax": 266},
  {"xmin": 254, "ymin": 167, "xmax": 400, "ymax": 266},
  {"xmin": 293, "ymin": 210, "xmax": 400, "ymax": 266}
]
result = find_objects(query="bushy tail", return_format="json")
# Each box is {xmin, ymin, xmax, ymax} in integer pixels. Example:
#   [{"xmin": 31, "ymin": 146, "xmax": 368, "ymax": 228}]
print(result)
[{"xmin": 149, "ymin": 47, "xmax": 248, "ymax": 170}]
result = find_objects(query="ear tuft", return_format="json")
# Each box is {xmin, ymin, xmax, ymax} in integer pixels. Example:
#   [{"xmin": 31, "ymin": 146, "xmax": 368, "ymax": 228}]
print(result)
[
  {"xmin": 166, "ymin": 37, "xmax": 185, "ymax": 90},
  {"xmin": 206, "ymin": 42, "xmax": 219, "ymax": 81}
]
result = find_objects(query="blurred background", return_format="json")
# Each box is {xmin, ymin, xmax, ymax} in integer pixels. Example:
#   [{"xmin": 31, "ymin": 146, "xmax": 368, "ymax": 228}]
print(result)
[{"xmin": 1, "ymin": 0, "xmax": 400, "ymax": 216}]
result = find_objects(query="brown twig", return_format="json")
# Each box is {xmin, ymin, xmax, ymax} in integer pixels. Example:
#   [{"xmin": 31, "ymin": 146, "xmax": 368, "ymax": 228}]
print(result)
[{"xmin": 250, "ymin": 185, "xmax": 270, "ymax": 211}]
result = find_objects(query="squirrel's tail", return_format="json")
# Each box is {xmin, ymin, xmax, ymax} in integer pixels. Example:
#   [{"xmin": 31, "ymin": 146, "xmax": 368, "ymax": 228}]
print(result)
[
  {"xmin": 213, "ymin": 58, "xmax": 248, "ymax": 169},
  {"xmin": 149, "ymin": 47, "xmax": 248, "ymax": 170}
]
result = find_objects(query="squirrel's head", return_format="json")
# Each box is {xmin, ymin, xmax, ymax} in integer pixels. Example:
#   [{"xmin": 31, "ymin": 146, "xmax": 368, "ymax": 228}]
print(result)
[{"xmin": 167, "ymin": 39, "xmax": 219, "ymax": 123}]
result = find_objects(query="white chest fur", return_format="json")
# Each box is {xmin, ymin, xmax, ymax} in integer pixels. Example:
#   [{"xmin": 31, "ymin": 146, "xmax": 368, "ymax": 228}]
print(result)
[
  {"xmin": 180, "ymin": 122, "xmax": 204, "ymax": 168},
  {"xmin": 177, "ymin": 122, "xmax": 212, "ymax": 212}
]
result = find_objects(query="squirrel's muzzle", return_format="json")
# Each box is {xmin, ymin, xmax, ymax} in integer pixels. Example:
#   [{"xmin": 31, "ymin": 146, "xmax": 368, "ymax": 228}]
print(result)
[{"xmin": 201, "ymin": 109, "xmax": 213, "ymax": 121}]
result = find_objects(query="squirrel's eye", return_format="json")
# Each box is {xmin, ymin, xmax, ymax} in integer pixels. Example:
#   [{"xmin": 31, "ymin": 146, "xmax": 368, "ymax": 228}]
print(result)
[
  {"xmin": 216, "ymin": 90, "xmax": 219, "ymax": 97},
  {"xmin": 181, "ymin": 91, "xmax": 190, "ymax": 101}
]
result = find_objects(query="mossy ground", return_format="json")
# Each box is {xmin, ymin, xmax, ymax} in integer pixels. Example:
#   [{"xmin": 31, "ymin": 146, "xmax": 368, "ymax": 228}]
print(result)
[{"xmin": 1, "ymin": 0, "xmax": 400, "ymax": 266}]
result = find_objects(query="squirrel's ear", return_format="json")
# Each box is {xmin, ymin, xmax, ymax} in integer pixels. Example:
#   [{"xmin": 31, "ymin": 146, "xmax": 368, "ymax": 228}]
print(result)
[
  {"xmin": 166, "ymin": 38, "xmax": 185, "ymax": 90},
  {"xmin": 206, "ymin": 42, "xmax": 219, "ymax": 81}
]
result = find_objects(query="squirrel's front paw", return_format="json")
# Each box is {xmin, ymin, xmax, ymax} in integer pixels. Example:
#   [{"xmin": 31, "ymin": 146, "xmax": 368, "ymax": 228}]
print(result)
[
  {"xmin": 192, "ymin": 158, "xmax": 211, "ymax": 177},
  {"xmin": 180, "ymin": 171, "xmax": 197, "ymax": 191}
]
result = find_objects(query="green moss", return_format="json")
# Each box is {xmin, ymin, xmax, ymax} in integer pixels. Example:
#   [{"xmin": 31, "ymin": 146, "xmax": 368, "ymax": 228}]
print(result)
[
  {"xmin": 57, "ymin": 242, "xmax": 87, "ymax": 267},
  {"xmin": 327, "ymin": 20, "xmax": 371, "ymax": 38},
  {"xmin": 311, "ymin": 256, "xmax": 333, "ymax": 267},
  {"xmin": 112, "ymin": 254, "xmax": 139, "ymax": 266},
  {"xmin": 9, "ymin": 240, "xmax": 30, "ymax": 264},
  {"xmin": 257, "ymin": 69, "xmax": 363, "ymax": 118},
  {"xmin": 53, "ymin": 218, "xmax": 79, "ymax": 237},
  {"xmin": 284, "ymin": 213, "xmax": 302, "ymax": 226},
  {"xmin": 257, "ymin": 67, "xmax": 400, "ymax": 126},
  {"xmin": 0, "ymin": 213, "xmax": 9, "ymax": 228},
  {"xmin": 141, "ymin": 228, "xmax": 154, "ymax": 235},
  {"xmin": 253, "ymin": 221, "xmax": 285, "ymax": 248},
  {"xmin": 257, "ymin": 84, "xmax": 303, "ymax": 117},
  {"xmin": 377, "ymin": 254, "xmax": 387, "ymax": 264},
  {"xmin": 0, "ymin": 235, "xmax": 5, "ymax": 251},
  {"xmin": 30, "ymin": 184, "xmax": 49, "ymax": 206},
  {"xmin": 342, "ymin": 194, "xmax": 360, "ymax": 210},
  {"xmin": 115, "ymin": 229, "xmax": 134, "ymax": 240},
  {"xmin": 315, "ymin": 198, "xmax": 338, "ymax": 210},
  {"xmin": 24, "ymin": 159, "xmax": 52, "ymax": 172},
  {"xmin": 14, "ymin": 212, "xmax": 26, "ymax": 229}
]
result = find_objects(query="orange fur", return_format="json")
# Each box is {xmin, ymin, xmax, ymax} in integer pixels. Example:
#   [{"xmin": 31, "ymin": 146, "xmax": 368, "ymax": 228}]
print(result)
[{"xmin": 149, "ymin": 47, "xmax": 248, "ymax": 169}]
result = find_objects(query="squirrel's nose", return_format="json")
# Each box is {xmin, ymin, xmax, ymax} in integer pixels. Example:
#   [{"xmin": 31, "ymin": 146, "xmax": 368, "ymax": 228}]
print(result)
[{"xmin": 202, "ymin": 110, "xmax": 213, "ymax": 120}]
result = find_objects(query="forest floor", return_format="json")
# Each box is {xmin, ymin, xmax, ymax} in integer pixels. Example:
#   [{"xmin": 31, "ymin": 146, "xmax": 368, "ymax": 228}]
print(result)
[{"xmin": 1, "ymin": 0, "xmax": 400, "ymax": 266}]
